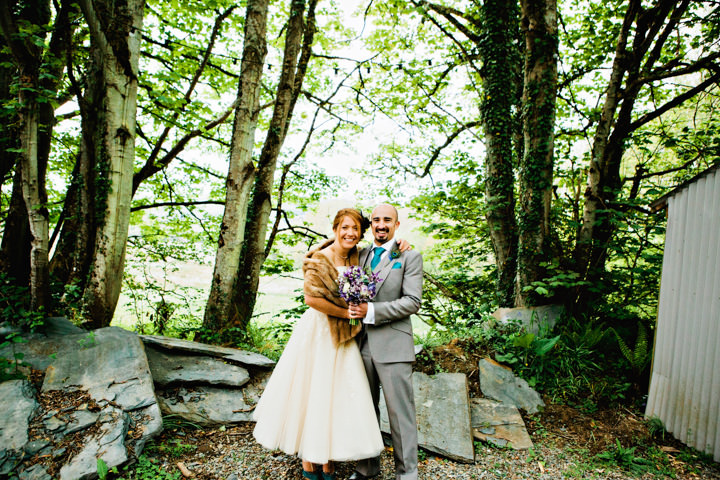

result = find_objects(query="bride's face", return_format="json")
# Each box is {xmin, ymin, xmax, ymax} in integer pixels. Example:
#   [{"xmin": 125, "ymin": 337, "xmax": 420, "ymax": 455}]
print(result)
[{"xmin": 335, "ymin": 216, "xmax": 361, "ymax": 250}]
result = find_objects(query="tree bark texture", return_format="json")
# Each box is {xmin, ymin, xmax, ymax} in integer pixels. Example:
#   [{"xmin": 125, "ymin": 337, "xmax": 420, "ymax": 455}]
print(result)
[
  {"xmin": 77, "ymin": 0, "xmax": 144, "ymax": 327},
  {"xmin": 516, "ymin": 0, "xmax": 558, "ymax": 306},
  {"xmin": 573, "ymin": 0, "xmax": 641, "ymax": 286},
  {"xmin": 201, "ymin": 0, "xmax": 270, "ymax": 341},
  {"xmin": 230, "ymin": 0, "xmax": 316, "ymax": 338},
  {"xmin": 479, "ymin": 0, "xmax": 521, "ymax": 307},
  {"xmin": 0, "ymin": 43, "xmax": 17, "ymax": 192}
]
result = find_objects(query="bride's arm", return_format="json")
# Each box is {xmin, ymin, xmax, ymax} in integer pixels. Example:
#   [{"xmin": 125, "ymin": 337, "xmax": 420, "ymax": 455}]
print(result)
[{"xmin": 305, "ymin": 295, "xmax": 350, "ymax": 319}]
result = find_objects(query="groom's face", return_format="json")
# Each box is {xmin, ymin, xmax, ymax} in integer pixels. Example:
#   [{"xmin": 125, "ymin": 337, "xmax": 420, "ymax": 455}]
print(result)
[{"xmin": 371, "ymin": 205, "xmax": 399, "ymax": 245}]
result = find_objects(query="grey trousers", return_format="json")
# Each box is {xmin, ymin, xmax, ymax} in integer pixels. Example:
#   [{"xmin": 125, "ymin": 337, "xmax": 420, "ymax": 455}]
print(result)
[{"xmin": 356, "ymin": 345, "xmax": 418, "ymax": 480}]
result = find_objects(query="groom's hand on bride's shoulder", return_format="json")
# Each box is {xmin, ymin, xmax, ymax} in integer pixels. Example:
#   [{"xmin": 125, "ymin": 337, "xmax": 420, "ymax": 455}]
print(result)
[{"xmin": 396, "ymin": 238, "xmax": 413, "ymax": 252}]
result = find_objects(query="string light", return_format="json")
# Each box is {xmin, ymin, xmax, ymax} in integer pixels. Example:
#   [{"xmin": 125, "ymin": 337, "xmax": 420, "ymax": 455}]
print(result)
[{"xmin": 134, "ymin": 25, "xmax": 467, "ymax": 77}]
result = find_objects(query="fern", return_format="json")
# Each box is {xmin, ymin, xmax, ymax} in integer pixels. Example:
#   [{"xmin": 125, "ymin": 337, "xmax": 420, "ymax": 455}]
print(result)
[{"xmin": 611, "ymin": 324, "xmax": 650, "ymax": 376}]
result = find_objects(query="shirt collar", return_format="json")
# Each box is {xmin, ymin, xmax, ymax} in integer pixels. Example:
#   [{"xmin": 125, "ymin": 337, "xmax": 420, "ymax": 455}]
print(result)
[{"xmin": 373, "ymin": 237, "xmax": 395, "ymax": 251}]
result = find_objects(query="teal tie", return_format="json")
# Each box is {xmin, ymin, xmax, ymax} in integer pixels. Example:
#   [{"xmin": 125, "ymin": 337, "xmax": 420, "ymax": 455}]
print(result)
[{"xmin": 371, "ymin": 246, "xmax": 384, "ymax": 270}]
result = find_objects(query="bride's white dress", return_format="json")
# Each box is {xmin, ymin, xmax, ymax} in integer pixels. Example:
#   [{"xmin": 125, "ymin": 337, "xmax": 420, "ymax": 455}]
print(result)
[{"xmin": 252, "ymin": 267, "xmax": 384, "ymax": 464}]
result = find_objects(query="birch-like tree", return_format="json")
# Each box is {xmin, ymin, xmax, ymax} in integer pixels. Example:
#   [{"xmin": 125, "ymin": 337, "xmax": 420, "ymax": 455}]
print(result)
[
  {"xmin": 201, "ymin": 0, "xmax": 318, "ymax": 342},
  {"xmin": 202, "ymin": 0, "xmax": 270, "ymax": 338},
  {"xmin": 75, "ymin": 0, "xmax": 145, "ymax": 326}
]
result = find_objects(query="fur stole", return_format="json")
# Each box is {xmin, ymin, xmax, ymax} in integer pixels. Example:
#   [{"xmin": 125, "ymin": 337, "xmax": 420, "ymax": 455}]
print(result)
[{"xmin": 302, "ymin": 239, "xmax": 362, "ymax": 346}]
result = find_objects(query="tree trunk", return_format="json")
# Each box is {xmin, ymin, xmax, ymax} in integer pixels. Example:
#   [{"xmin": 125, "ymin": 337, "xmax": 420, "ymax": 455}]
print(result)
[
  {"xmin": 231, "ymin": 0, "xmax": 315, "ymax": 338},
  {"xmin": 77, "ymin": 0, "xmax": 144, "ymax": 327},
  {"xmin": 573, "ymin": 0, "xmax": 640, "ymax": 286},
  {"xmin": 573, "ymin": 0, "xmax": 686, "ymax": 313},
  {"xmin": 201, "ymin": 0, "xmax": 269, "ymax": 342},
  {"xmin": 0, "ymin": 40, "xmax": 25, "ymax": 280},
  {"xmin": 0, "ymin": 43, "xmax": 17, "ymax": 192},
  {"xmin": 0, "ymin": 168, "xmax": 32, "ymax": 285},
  {"xmin": 48, "ymin": 152, "xmax": 93, "ymax": 290},
  {"xmin": 479, "ymin": 0, "xmax": 521, "ymax": 307},
  {"xmin": 0, "ymin": 0, "xmax": 52, "ymax": 310},
  {"xmin": 515, "ymin": 0, "xmax": 558, "ymax": 306}
]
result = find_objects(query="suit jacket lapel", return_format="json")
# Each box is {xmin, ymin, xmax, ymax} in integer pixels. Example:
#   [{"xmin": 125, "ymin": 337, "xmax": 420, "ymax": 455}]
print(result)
[
  {"xmin": 374, "ymin": 244, "xmax": 399, "ymax": 294},
  {"xmin": 360, "ymin": 246, "xmax": 370, "ymax": 270}
]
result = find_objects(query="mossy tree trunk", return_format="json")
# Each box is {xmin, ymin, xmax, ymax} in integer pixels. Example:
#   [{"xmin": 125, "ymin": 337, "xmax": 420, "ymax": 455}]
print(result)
[
  {"xmin": 515, "ymin": 0, "xmax": 558, "ymax": 306},
  {"xmin": 479, "ymin": 0, "xmax": 522, "ymax": 307},
  {"xmin": 0, "ymin": 0, "xmax": 74, "ymax": 310}
]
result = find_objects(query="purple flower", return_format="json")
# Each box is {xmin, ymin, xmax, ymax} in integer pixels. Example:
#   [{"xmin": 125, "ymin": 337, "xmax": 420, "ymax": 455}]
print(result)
[{"xmin": 337, "ymin": 266, "xmax": 382, "ymax": 325}]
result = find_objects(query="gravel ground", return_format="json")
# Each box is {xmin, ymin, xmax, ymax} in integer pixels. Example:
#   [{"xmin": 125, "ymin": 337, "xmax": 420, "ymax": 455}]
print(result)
[{"xmin": 134, "ymin": 422, "xmax": 720, "ymax": 480}]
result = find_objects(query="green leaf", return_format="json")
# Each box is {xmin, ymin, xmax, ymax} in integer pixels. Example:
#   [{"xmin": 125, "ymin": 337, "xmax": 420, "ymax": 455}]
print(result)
[
  {"xmin": 533, "ymin": 335, "xmax": 560, "ymax": 356},
  {"xmin": 513, "ymin": 333, "xmax": 535, "ymax": 349},
  {"xmin": 97, "ymin": 458, "xmax": 109, "ymax": 480}
]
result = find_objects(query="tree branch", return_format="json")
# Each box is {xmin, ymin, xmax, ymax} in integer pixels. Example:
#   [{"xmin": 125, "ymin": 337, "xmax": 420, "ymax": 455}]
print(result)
[
  {"xmin": 628, "ymin": 71, "xmax": 720, "ymax": 133},
  {"xmin": 138, "ymin": 7, "xmax": 235, "ymax": 189},
  {"xmin": 130, "ymin": 200, "xmax": 225, "ymax": 212},
  {"xmin": 132, "ymin": 94, "xmax": 241, "ymax": 195},
  {"xmin": 421, "ymin": 121, "xmax": 480, "ymax": 177}
]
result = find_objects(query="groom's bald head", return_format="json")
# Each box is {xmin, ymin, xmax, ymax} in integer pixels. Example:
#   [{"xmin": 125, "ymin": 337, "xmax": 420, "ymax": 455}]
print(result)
[
  {"xmin": 372, "ymin": 203, "xmax": 399, "ymax": 222},
  {"xmin": 371, "ymin": 203, "xmax": 400, "ymax": 244}
]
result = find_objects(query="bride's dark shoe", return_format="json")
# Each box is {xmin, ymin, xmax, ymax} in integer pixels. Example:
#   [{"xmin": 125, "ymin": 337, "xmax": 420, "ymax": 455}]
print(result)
[
  {"xmin": 302, "ymin": 470, "xmax": 320, "ymax": 480},
  {"xmin": 320, "ymin": 471, "xmax": 336, "ymax": 480}
]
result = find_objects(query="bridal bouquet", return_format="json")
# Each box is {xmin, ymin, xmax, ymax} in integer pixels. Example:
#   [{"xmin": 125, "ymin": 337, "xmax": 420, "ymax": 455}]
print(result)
[{"xmin": 338, "ymin": 266, "xmax": 382, "ymax": 325}]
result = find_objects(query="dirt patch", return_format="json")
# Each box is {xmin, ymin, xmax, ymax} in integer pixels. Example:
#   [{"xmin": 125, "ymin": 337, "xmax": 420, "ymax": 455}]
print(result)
[{"xmin": 414, "ymin": 337, "xmax": 490, "ymax": 398}]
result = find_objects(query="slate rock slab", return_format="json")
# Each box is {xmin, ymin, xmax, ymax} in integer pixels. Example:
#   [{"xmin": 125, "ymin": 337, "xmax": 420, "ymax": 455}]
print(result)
[
  {"xmin": 470, "ymin": 397, "xmax": 533, "ymax": 450},
  {"xmin": 58, "ymin": 406, "xmax": 129, "ymax": 480},
  {"xmin": 18, "ymin": 463, "xmax": 51, "ymax": 480},
  {"xmin": 380, "ymin": 372, "xmax": 474, "ymax": 463},
  {"xmin": 0, "ymin": 379, "xmax": 39, "ymax": 475},
  {"xmin": 157, "ymin": 385, "xmax": 256, "ymax": 425},
  {"xmin": 0, "ymin": 331, "xmax": 86, "ymax": 372},
  {"xmin": 479, "ymin": 358, "xmax": 544, "ymax": 414},
  {"xmin": 43, "ymin": 316, "xmax": 85, "ymax": 336},
  {"xmin": 141, "ymin": 334, "xmax": 275, "ymax": 368},
  {"xmin": 65, "ymin": 409, "xmax": 100, "ymax": 435},
  {"xmin": 145, "ymin": 344, "xmax": 250, "ymax": 387}
]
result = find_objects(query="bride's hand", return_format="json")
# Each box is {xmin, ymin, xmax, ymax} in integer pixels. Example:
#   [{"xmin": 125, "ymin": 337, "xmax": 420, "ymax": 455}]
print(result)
[
  {"xmin": 349, "ymin": 303, "xmax": 368, "ymax": 319},
  {"xmin": 396, "ymin": 238, "xmax": 413, "ymax": 252}
]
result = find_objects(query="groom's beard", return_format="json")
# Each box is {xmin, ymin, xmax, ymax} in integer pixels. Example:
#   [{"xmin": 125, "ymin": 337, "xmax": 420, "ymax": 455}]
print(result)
[{"xmin": 373, "ymin": 230, "xmax": 392, "ymax": 244}]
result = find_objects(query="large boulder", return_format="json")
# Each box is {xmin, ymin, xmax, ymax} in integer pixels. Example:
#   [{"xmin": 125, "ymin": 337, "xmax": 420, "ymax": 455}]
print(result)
[
  {"xmin": 145, "ymin": 344, "xmax": 250, "ymax": 387},
  {"xmin": 491, "ymin": 304, "xmax": 563, "ymax": 335},
  {"xmin": 156, "ymin": 370, "xmax": 271, "ymax": 425},
  {"xmin": 4, "ymin": 327, "xmax": 162, "ymax": 480}
]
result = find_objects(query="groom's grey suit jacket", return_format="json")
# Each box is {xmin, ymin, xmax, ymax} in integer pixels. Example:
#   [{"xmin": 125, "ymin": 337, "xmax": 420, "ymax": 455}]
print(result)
[{"xmin": 359, "ymin": 243, "xmax": 423, "ymax": 363}]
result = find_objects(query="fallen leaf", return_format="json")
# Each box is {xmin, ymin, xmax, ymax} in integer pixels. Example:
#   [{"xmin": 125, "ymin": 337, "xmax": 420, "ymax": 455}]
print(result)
[{"xmin": 177, "ymin": 461, "xmax": 195, "ymax": 478}]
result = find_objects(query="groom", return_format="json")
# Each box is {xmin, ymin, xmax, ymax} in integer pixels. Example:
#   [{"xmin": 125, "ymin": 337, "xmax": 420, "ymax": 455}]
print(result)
[{"xmin": 349, "ymin": 203, "xmax": 423, "ymax": 480}]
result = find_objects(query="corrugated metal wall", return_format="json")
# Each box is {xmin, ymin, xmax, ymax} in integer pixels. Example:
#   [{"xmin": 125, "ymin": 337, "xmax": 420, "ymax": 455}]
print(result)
[{"xmin": 645, "ymin": 167, "xmax": 720, "ymax": 462}]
